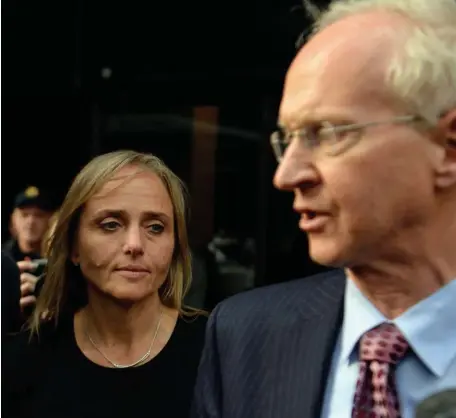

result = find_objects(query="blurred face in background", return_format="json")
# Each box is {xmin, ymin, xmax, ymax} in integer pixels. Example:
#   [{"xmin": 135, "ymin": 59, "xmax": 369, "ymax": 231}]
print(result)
[
  {"xmin": 12, "ymin": 206, "xmax": 52, "ymax": 248},
  {"xmin": 71, "ymin": 164, "xmax": 176, "ymax": 304}
]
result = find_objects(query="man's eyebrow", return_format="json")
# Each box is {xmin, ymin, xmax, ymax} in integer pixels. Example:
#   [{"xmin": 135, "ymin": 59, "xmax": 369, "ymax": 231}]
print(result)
[{"xmin": 278, "ymin": 110, "xmax": 356, "ymax": 130}]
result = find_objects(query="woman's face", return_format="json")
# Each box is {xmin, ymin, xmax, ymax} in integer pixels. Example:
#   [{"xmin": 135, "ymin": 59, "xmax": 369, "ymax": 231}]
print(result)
[{"xmin": 72, "ymin": 165, "xmax": 175, "ymax": 303}]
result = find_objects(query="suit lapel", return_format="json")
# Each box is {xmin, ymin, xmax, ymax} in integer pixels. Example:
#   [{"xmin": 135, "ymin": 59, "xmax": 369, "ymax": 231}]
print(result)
[
  {"xmin": 282, "ymin": 270, "xmax": 345, "ymax": 418},
  {"xmin": 298, "ymin": 302, "xmax": 344, "ymax": 417}
]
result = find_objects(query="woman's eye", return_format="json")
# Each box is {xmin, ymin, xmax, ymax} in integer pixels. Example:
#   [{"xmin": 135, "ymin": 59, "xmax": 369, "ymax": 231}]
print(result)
[
  {"xmin": 100, "ymin": 221, "xmax": 120, "ymax": 231},
  {"xmin": 148, "ymin": 223, "xmax": 164, "ymax": 234}
]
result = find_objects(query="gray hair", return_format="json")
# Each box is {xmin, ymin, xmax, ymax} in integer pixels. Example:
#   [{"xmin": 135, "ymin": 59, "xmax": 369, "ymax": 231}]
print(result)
[{"xmin": 300, "ymin": 0, "xmax": 456, "ymax": 124}]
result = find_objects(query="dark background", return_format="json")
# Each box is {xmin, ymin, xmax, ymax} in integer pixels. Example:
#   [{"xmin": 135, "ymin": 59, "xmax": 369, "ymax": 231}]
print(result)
[{"xmin": 2, "ymin": 0, "xmax": 330, "ymax": 285}]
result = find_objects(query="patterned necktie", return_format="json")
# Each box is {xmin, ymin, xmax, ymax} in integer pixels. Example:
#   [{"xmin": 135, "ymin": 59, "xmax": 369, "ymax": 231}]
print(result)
[{"xmin": 352, "ymin": 323, "xmax": 409, "ymax": 418}]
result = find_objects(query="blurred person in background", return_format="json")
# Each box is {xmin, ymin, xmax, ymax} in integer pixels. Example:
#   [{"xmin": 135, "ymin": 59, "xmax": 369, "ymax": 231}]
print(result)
[
  {"xmin": 17, "ymin": 210, "xmax": 61, "ymax": 315},
  {"xmin": 3, "ymin": 150, "xmax": 207, "ymax": 418},
  {"xmin": 2, "ymin": 190, "xmax": 55, "ymax": 333},
  {"xmin": 3, "ymin": 186, "xmax": 54, "ymax": 262}
]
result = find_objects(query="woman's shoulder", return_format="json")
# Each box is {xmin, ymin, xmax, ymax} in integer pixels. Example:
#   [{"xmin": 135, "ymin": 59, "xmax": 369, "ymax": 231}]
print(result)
[
  {"xmin": 2, "ymin": 321, "xmax": 65, "ymax": 414},
  {"xmin": 4, "ymin": 322, "xmax": 54, "ymax": 362},
  {"xmin": 3, "ymin": 330, "xmax": 32, "ymax": 364},
  {"xmin": 179, "ymin": 311, "xmax": 208, "ymax": 329},
  {"xmin": 173, "ymin": 312, "xmax": 208, "ymax": 344},
  {"xmin": 3, "ymin": 318, "xmax": 75, "ymax": 407},
  {"xmin": 3, "ymin": 324, "xmax": 47, "ymax": 355},
  {"xmin": 3, "ymin": 318, "xmax": 72, "ymax": 374},
  {"xmin": 3, "ymin": 328, "xmax": 48, "ymax": 398}
]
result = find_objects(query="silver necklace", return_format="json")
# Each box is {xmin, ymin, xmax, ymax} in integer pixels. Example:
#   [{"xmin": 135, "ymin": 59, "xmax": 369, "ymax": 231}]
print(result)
[{"xmin": 85, "ymin": 310, "xmax": 163, "ymax": 369}]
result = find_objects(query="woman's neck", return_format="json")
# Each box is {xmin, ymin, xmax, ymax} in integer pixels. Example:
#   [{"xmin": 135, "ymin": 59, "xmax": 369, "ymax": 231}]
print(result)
[
  {"xmin": 74, "ymin": 291, "xmax": 179, "ymax": 367},
  {"xmin": 82, "ymin": 290, "xmax": 163, "ymax": 349}
]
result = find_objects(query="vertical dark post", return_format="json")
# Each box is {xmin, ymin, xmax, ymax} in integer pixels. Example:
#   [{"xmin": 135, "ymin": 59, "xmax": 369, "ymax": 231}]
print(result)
[{"xmin": 190, "ymin": 106, "xmax": 218, "ymax": 248}]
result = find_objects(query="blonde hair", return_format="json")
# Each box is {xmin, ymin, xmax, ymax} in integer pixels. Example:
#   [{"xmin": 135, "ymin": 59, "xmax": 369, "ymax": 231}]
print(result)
[
  {"xmin": 41, "ymin": 210, "xmax": 60, "ymax": 256},
  {"xmin": 29, "ymin": 150, "xmax": 195, "ymax": 336},
  {"xmin": 302, "ymin": 0, "xmax": 456, "ymax": 124}
]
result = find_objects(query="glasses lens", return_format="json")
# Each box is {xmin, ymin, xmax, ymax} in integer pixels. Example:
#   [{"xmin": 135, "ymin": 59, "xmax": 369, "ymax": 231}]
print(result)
[{"xmin": 271, "ymin": 131, "xmax": 287, "ymax": 161}]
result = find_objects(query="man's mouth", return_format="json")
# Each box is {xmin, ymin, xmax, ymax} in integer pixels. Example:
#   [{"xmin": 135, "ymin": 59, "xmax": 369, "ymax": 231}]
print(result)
[{"xmin": 299, "ymin": 211, "xmax": 330, "ymax": 232}]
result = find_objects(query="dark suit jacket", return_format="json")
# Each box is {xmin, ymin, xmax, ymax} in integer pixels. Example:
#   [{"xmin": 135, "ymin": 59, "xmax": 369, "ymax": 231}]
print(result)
[{"xmin": 192, "ymin": 269, "xmax": 346, "ymax": 418}]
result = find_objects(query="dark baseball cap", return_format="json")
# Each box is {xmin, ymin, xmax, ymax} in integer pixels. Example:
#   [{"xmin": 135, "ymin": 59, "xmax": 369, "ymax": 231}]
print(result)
[{"xmin": 13, "ymin": 186, "xmax": 54, "ymax": 211}]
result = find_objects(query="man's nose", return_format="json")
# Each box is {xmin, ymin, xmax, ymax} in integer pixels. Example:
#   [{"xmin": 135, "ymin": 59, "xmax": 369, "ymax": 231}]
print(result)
[
  {"xmin": 24, "ymin": 215, "xmax": 37, "ymax": 228},
  {"xmin": 273, "ymin": 141, "xmax": 320, "ymax": 191},
  {"xmin": 122, "ymin": 226, "xmax": 145, "ymax": 256}
]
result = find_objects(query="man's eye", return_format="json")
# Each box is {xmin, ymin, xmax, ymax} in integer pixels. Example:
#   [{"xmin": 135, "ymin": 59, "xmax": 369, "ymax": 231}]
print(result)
[{"xmin": 302, "ymin": 124, "xmax": 329, "ymax": 146}]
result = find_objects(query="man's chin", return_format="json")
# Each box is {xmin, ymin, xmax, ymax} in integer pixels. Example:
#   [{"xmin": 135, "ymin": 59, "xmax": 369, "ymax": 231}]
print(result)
[
  {"xmin": 308, "ymin": 243, "xmax": 349, "ymax": 269},
  {"xmin": 24, "ymin": 238, "xmax": 40, "ymax": 247}
]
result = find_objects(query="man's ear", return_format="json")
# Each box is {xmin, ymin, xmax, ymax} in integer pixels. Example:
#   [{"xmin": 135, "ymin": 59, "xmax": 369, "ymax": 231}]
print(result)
[{"xmin": 435, "ymin": 109, "xmax": 456, "ymax": 189}]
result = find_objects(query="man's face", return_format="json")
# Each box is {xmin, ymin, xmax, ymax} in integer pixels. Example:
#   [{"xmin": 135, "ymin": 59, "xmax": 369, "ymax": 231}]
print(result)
[
  {"xmin": 12, "ymin": 206, "xmax": 52, "ymax": 246},
  {"xmin": 273, "ymin": 13, "xmax": 442, "ymax": 268}
]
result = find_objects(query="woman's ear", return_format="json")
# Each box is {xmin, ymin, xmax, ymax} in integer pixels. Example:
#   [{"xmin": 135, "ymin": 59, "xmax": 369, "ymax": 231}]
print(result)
[{"xmin": 71, "ymin": 243, "xmax": 80, "ymax": 266}]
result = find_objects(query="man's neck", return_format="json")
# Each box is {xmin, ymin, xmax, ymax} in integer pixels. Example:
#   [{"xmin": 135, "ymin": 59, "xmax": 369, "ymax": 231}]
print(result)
[
  {"xmin": 346, "ymin": 232, "xmax": 456, "ymax": 319},
  {"xmin": 82, "ymin": 289, "xmax": 163, "ymax": 349},
  {"xmin": 347, "ymin": 203, "xmax": 456, "ymax": 319},
  {"xmin": 347, "ymin": 265, "xmax": 449, "ymax": 319}
]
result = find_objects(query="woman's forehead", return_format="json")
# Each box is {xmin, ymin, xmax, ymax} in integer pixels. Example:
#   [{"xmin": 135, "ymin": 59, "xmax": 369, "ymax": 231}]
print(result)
[{"xmin": 85, "ymin": 167, "xmax": 173, "ymax": 214}]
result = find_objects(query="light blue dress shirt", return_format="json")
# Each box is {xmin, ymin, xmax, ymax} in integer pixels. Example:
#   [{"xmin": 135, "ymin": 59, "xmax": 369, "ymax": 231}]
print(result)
[{"xmin": 321, "ymin": 278, "xmax": 456, "ymax": 418}]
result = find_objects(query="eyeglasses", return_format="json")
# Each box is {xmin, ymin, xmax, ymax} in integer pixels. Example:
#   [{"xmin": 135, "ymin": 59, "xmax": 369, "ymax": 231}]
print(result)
[{"xmin": 270, "ymin": 115, "xmax": 421, "ymax": 162}]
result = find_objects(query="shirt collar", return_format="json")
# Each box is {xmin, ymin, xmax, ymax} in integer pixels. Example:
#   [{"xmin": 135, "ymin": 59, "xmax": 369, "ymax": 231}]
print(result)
[
  {"xmin": 340, "ymin": 277, "xmax": 456, "ymax": 377},
  {"xmin": 339, "ymin": 278, "xmax": 384, "ymax": 366}
]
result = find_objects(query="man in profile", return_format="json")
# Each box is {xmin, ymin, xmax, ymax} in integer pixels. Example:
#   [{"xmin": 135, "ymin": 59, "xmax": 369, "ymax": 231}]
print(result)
[{"xmin": 192, "ymin": 0, "xmax": 456, "ymax": 417}]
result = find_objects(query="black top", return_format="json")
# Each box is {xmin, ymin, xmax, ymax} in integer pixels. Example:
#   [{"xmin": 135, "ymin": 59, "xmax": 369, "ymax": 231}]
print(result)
[{"xmin": 2, "ymin": 314, "xmax": 207, "ymax": 418}]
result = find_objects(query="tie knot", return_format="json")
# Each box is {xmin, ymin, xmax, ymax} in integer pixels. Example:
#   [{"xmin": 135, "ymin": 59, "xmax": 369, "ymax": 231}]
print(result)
[{"xmin": 359, "ymin": 323, "xmax": 409, "ymax": 364}]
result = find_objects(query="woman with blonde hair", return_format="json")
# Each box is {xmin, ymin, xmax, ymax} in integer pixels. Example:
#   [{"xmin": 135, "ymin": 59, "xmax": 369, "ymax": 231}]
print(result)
[{"xmin": 4, "ymin": 150, "xmax": 207, "ymax": 418}]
